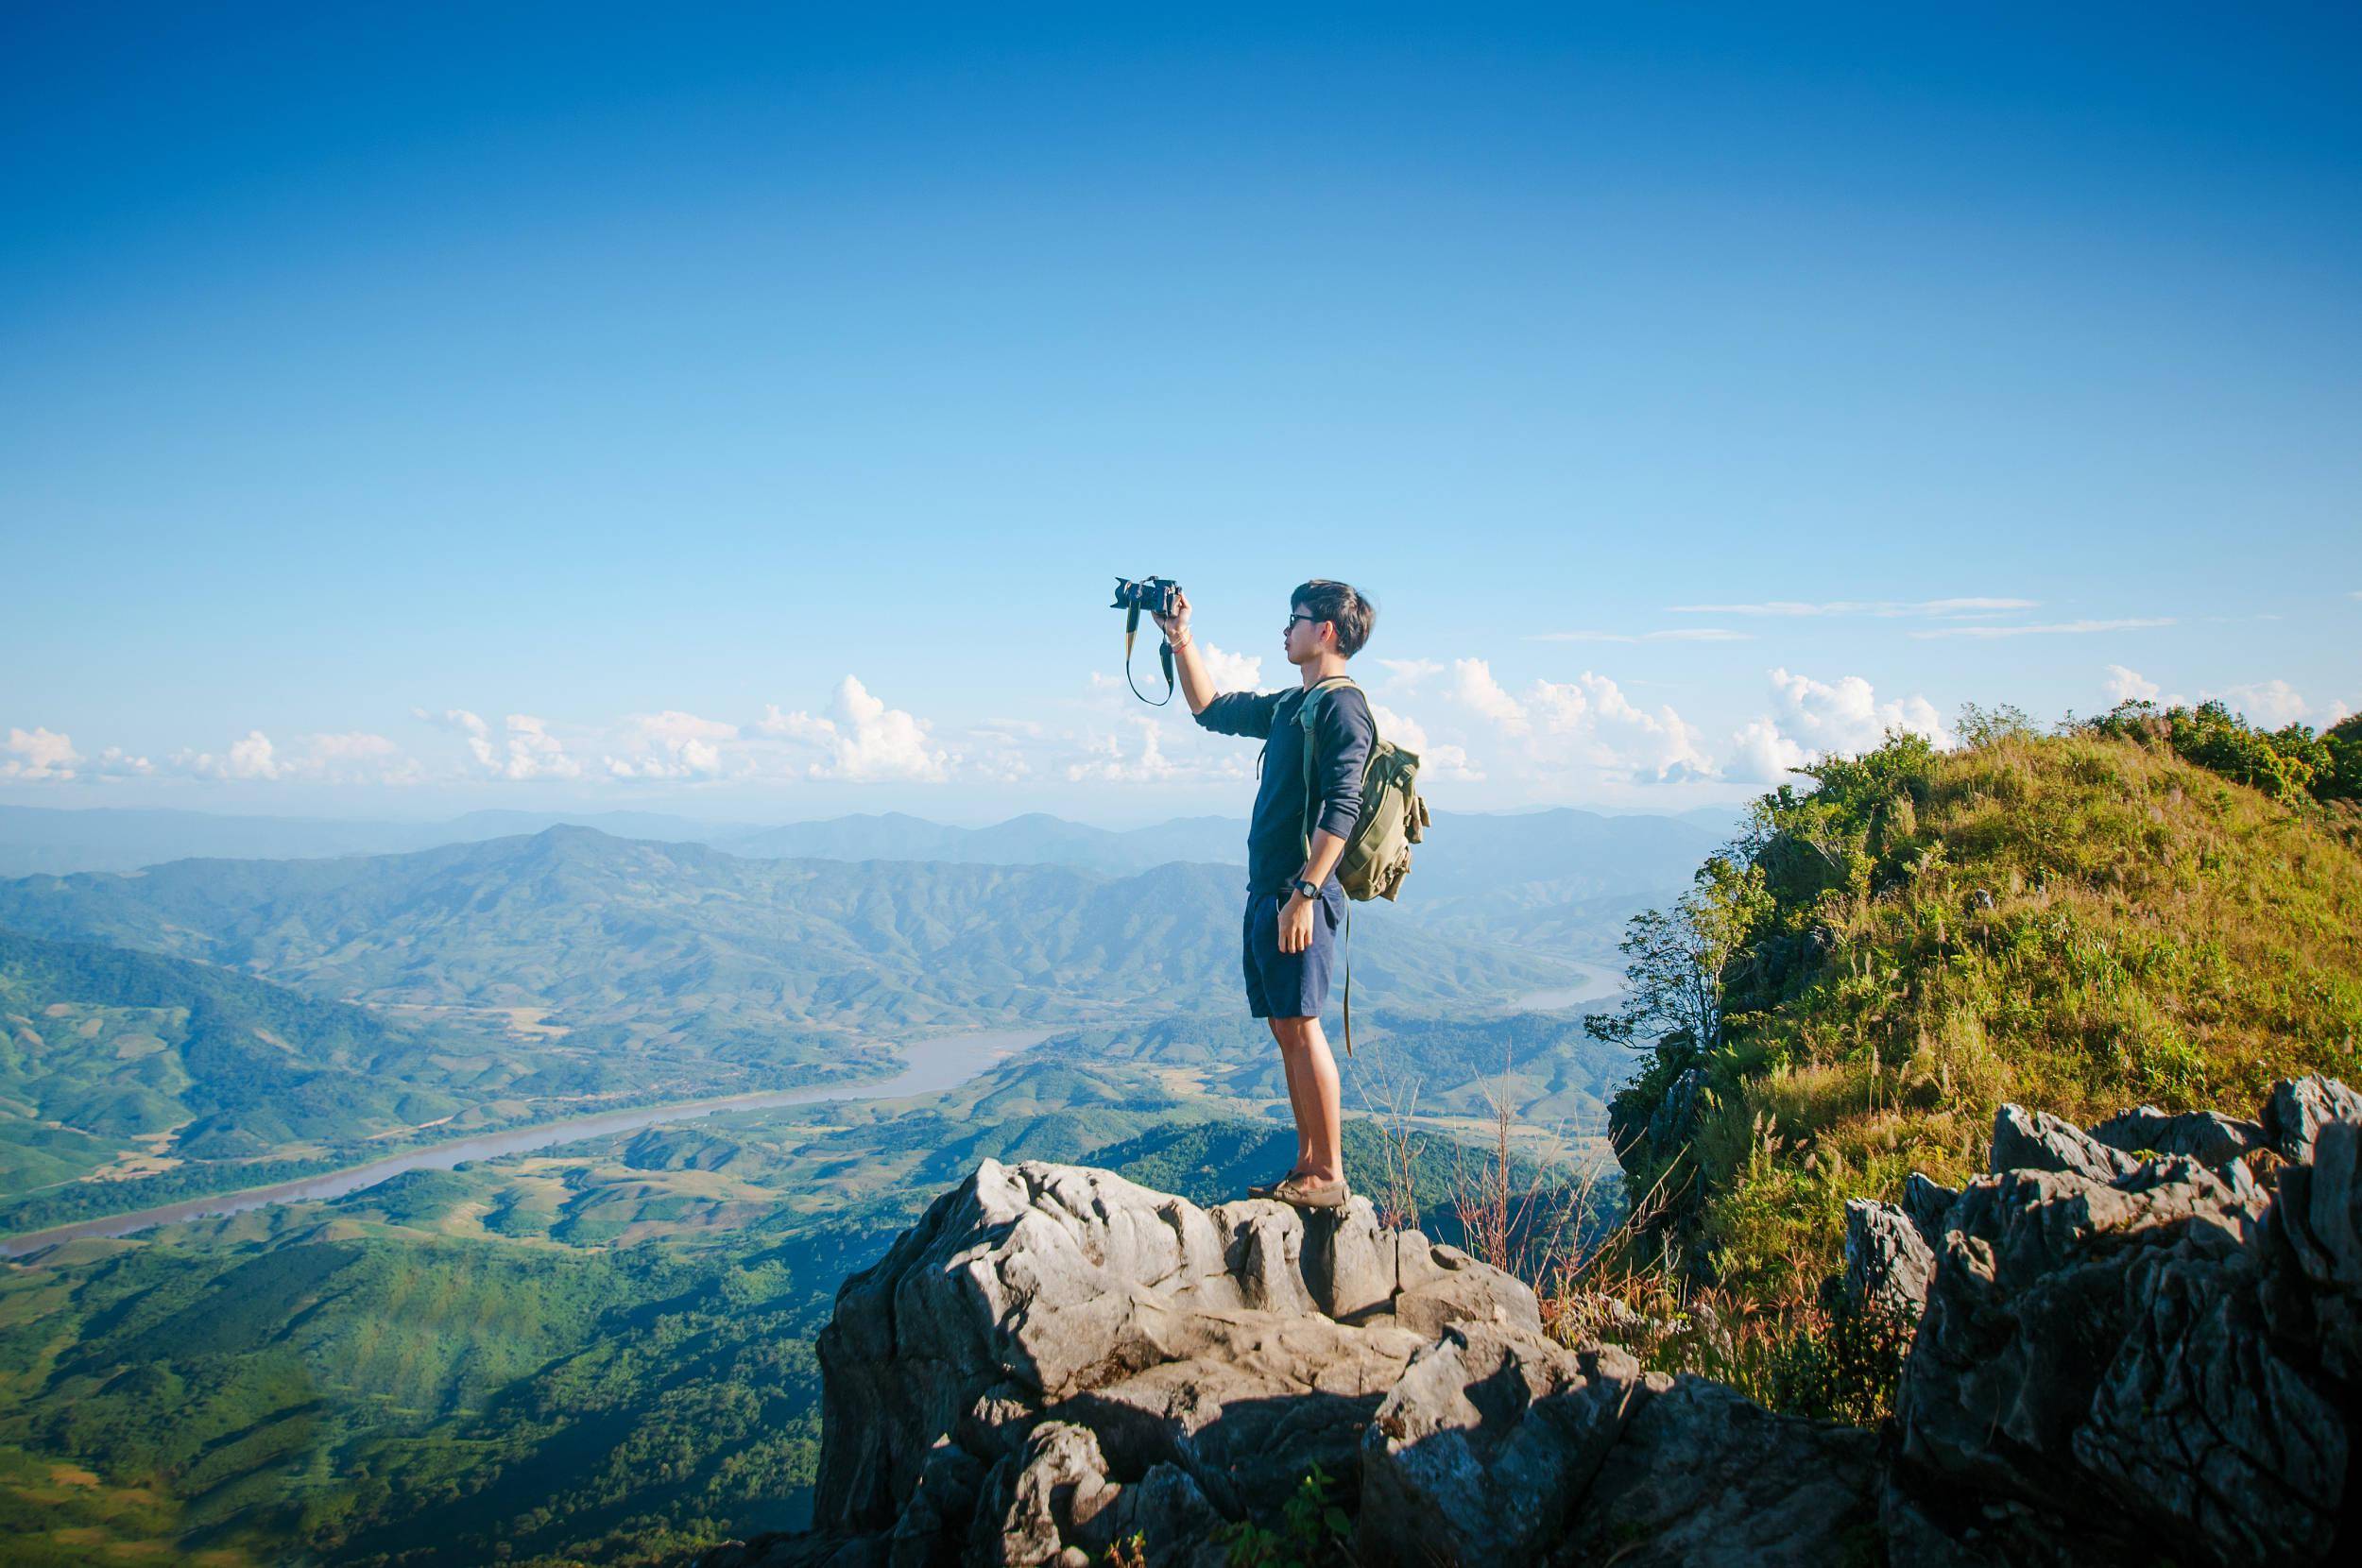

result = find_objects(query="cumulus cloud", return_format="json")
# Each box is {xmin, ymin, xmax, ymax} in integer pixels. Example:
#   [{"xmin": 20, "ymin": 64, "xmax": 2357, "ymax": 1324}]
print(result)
[
  {"xmin": 2, "ymin": 726, "xmax": 83, "ymax": 781},
  {"xmin": 2104, "ymin": 665, "xmax": 2161, "ymax": 704},
  {"xmin": 175, "ymin": 729, "xmax": 284, "ymax": 781},
  {"xmin": 1451, "ymin": 658, "xmax": 1531, "ymax": 732},
  {"xmin": 1065, "ymin": 719, "xmax": 1177, "ymax": 783},
  {"xmin": 1728, "ymin": 716, "xmax": 1810, "ymax": 782},
  {"xmin": 1197, "ymin": 642, "xmax": 1262, "ymax": 691},
  {"xmin": 605, "ymin": 710, "xmax": 739, "ymax": 778},
  {"xmin": 1371, "ymin": 703, "xmax": 1479, "ymax": 781},
  {"xmin": 1437, "ymin": 663, "xmax": 1711, "ymax": 782},
  {"xmin": 415, "ymin": 708, "xmax": 583, "ymax": 781},
  {"xmin": 760, "ymin": 676, "xmax": 947, "ymax": 781},
  {"xmin": 2205, "ymin": 679, "xmax": 2309, "ymax": 728},
  {"xmin": 1377, "ymin": 658, "xmax": 1446, "ymax": 690},
  {"xmin": 1727, "ymin": 669, "xmax": 1949, "ymax": 784}
]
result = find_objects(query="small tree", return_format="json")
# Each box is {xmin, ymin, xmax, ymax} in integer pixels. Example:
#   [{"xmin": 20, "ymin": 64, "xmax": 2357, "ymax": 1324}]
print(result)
[{"xmin": 1584, "ymin": 857, "xmax": 1768, "ymax": 1057}]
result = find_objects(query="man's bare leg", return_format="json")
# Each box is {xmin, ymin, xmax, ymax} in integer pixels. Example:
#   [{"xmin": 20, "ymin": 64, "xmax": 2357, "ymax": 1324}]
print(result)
[
  {"xmin": 1271, "ymin": 1015, "xmax": 1344, "ymax": 1183},
  {"xmin": 1269, "ymin": 1018, "xmax": 1314, "ymax": 1176}
]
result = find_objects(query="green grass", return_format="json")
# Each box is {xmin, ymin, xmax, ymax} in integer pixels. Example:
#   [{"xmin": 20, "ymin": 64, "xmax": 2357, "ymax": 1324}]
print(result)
[{"xmin": 1615, "ymin": 726, "xmax": 2362, "ymax": 1306}]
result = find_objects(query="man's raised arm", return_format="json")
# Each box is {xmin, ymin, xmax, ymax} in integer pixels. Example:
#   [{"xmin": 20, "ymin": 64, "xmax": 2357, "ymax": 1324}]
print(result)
[{"xmin": 1152, "ymin": 589, "xmax": 1220, "ymax": 715}]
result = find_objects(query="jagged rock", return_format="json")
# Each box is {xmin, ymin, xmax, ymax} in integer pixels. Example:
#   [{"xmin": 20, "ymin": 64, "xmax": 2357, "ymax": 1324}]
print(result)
[
  {"xmin": 1357, "ymin": 1325, "xmax": 1654, "ymax": 1566},
  {"xmin": 2273, "ymin": 1116, "xmax": 2362, "ymax": 1385},
  {"xmin": 1901, "ymin": 1172, "xmax": 1960, "ymax": 1251},
  {"xmin": 1898, "ymin": 1129, "xmax": 2338, "ymax": 1566},
  {"xmin": 1392, "ymin": 1239, "xmax": 1543, "ymax": 1340},
  {"xmin": 1299, "ymin": 1195, "xmax": 1395, "ymax": 1319},
  {"xmin": 1843, "ymin": 1197, "xmax": 1936, "ymax": 1320},
  {"xmin": 711, "ymin": 1075, "xmax": 2362, "ymax": 1568},
  {"xmin": 1647, "ymin": 1065, "xmax": 1709, "ymax": 1153},
  {"xmin": 1552, "ymin": 1376, "xmax": 1882, "ymax": 1566},
  {"xmin": 774, "ymin": 1162, "xmax": 1536, "ymax": 1565},
  {"xmin": 2265, "ymin": 1074, "xmax": 2362, "ymax": 1162},
  {"xmin": 2088, "ymin": 1103, "xmax": 2267, "ymax": 1167},
  {"xmin": 1988, "ymin": 1102, "xmax": 2140, "ymax": 1182}
]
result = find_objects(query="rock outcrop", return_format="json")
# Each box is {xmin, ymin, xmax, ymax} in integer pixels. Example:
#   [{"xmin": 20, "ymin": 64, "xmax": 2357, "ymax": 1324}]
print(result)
[
  {"xmin": 709, "ymin": 1075, "xmax": 2362, "ymax": 1568},
  {"xmin": 1853, "ymin": 1082, "xmax": 2359, "ymax": 1567}
]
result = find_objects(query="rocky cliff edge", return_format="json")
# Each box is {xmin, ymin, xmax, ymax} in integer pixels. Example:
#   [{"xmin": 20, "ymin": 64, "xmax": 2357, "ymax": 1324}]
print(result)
[{"xmin": 704, "ymin": 1075, "xmax": 2362, "ymax": 1567}]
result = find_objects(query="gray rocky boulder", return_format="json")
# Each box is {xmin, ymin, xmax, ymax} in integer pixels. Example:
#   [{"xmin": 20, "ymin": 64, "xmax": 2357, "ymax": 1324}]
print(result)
[
  {"xmin": 1842, "ymin": 1197, "xmax": 1937, "ymax": 1321},
  {"xmin": 1989, "ymin": 1102, "xmax": 2142, "ymax": 1182},
  {"xmin": 1898, "ymin": 1097, "xmax": 2349, "ymax": 1567},
  {"xmin": 710, "ymin": 1076, "xmax": 2362, "ymax": 1568},
  {"xmin": 2087, "ymin": 1102, "xmax": 2268, "ymax": 1167},
  {"xmin": 1554, "ymin": 1377, "xmax": 1882, "ymax": 1567},
  {"xmin": 1357, "ymin": 1325, "xmax": 1655, "ymax": 1566},
  {"xmin": 745, "ymin": 1161, "xmax": 1537, "ymax": 1566},
  {"xmin": 2266, "ymin": 1074, "xmax": 2362, "ymax": 1162}
]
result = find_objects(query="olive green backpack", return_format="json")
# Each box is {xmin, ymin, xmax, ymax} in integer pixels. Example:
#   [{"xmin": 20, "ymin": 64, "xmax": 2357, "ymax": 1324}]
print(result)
[{"xmin": 1296, "ymin": 674, "xmax": 1431, "ymax": 1050}]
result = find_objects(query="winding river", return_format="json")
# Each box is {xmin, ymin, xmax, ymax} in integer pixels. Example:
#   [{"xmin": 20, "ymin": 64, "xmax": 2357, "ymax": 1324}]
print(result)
[
  {"xmin": 5, "ymin": 961, "xmax": 1626, "ymax": 1259},
  {"xmin": 0, "ymin": 1027, "xmax": 1050, "ymax": 1258}
]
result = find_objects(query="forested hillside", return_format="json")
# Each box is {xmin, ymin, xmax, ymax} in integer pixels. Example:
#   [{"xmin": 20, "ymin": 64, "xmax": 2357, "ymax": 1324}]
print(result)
[{"xmin": 0, "ymin": 827, "xmax": 1568, "ymax": 1036}]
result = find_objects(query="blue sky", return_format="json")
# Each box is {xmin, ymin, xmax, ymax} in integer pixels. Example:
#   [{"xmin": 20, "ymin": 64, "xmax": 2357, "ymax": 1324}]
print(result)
[{"xmin": 4, "ymin": 3, "xmax": 2356, "ymax": 824}]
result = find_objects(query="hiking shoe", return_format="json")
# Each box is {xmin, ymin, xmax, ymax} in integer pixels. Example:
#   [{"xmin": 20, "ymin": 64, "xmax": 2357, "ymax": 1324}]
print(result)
[
  {"xmin": 1245, "ymin": 1171, "xmax": 1296, "ymax": 1201},
  {"xmin": 1271, "ymin": 1173, "xmax": 1348, "ymax": 1210}
]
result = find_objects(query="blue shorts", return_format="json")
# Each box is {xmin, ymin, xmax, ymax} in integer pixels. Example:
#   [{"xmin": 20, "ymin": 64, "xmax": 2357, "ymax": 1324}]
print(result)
[{"xmin": 1241, "ymin": 883, "xmax": 1344, "ymax": 1020}]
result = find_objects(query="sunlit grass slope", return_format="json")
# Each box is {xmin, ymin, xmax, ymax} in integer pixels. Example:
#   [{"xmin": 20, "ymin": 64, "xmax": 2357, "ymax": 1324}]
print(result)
[{"xmin": 1621, "ymin": 725, "xmax": 2362, "ymax": 1304}]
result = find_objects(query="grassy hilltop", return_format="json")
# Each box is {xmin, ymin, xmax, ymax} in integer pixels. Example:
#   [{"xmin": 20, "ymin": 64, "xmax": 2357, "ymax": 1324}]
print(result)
[{"xmin": 1604, "ymin": 705, "xmax": 2362, "ymax": 1307}]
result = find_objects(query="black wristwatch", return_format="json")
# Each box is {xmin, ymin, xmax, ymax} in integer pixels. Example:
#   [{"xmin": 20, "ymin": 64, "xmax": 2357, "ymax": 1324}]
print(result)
[{"xmin": 1289, "ymin": 878, "xmax": 1320, "ymax": 901}]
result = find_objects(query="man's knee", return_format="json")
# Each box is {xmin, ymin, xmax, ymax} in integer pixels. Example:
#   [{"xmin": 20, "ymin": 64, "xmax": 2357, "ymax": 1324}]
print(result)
[{"xmin": 1269, "ymin": 1014, "xmax": 1316, "ymax": 1048}]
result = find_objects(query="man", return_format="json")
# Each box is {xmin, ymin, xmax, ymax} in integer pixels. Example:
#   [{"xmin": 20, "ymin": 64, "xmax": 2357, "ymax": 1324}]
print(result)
[{"xmin": 1155, "ymin": 579, "xmax": 1377, "ymax": 1210}]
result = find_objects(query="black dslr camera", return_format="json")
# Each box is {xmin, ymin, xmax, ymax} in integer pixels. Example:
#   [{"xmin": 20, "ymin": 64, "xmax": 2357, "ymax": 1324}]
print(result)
[
  {"xmin": 1110, "ymin": 576, "xmax": 1183, "ymax": 704},
  {"xmin": 1110, "ymin": 576, "xmax": 1180, "ymax": 618}
]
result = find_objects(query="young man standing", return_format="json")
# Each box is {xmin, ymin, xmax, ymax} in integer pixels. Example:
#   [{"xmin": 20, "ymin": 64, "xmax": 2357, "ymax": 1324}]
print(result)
[{"xmin": 1154, "ymin": 579, "xmax": 1377, "ymax": 1210}]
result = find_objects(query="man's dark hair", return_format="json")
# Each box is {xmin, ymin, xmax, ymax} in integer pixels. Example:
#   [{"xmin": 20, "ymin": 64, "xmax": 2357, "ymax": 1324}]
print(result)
[{"xmin": 1292, "ymin": 579, "xmax": 1377, "ymax": 658}]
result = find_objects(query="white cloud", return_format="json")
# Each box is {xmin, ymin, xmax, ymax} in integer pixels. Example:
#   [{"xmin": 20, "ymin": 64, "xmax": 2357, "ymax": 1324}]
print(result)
[
  {"xmin": 603, "ymin": 710, "xmax": 739, "ymax": 778},
  {"xmin": 1451, "ymin": 658, "xmax": 1530, "ymax": 732},
  {"xmin": 96, "ymin": 746, "xmax": 153, "ymax": 776},
  {"xmin": 175, "ymin": 729, "xmax": 283, "ymax": 781},
  {"xmin": 1670, "ymin": 597, "xmax": 2036, "ymax": 618},
  {"xmin": 2, "ymin": 726, "xmax": 82, "ymax": 781},
  {"xmin": 2103, "ymin": 665, "xmax": 2160, "ymax": 704},
  {"xmin": 760, "ymin": 676, "xmax": 947, "ymax": 781},
  {"xmin": 497, "ymin": 715, "xmax": 582, "ymax": 780},
  {"xmin": 1197, "ymin": 642, "xmax": 1262, "ymax": 692},
  {"xmin": 419, "ymin": 709, "xmax": 581, "ymax": 781},
  {"xmin": 1377, "ymin": 657, "xmax": 1445, "ymax": 690},
  {"xmin": 1913, "ymin": 618, "xmax": 2173, "ymax": 639},
  {"xmin": 1371, "ymin": 703, "xmax": 1480, "ymax": 781},
  {"xmin": 1065, "ymin": 718, "xmax": 1177, "ymax": 783},
  {"xmin": 1729, "ymin": 716, "xmax": 1811, "ymax": 782},
  {"xmin": 1437, "ymin": 663, "xmax": 1711, "ymax": 783},
  {"xmin": 1728, "ymin": 669, "xmax": 1949, "ymax": 784},
  {"xmin": 2205, "ymin": 679, "xmax": 2308, "ymax": 728}
]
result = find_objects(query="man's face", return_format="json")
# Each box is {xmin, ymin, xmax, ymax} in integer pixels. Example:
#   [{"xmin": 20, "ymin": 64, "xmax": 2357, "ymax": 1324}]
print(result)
[{"xmin": 1282, "ymin": 603, "xmax": 1328, "ymax": 665}]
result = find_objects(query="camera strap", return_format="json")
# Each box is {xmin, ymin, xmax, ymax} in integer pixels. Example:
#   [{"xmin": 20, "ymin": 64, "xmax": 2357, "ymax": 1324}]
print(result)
[{"xmin": 1122, "ymin": 607, "xmax": 1176, "ymax": 706}]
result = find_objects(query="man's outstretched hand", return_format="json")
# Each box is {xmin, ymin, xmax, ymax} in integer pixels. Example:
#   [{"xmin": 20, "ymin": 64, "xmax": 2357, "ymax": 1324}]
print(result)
[{"xmin": 1151, "ymin": 588, "xmax": 1192, "ymax": 645}]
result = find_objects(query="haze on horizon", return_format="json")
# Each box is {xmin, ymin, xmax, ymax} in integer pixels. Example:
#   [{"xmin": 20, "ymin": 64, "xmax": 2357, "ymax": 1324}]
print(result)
[{"xmin": 6, "ymin": 3, "xmax": 2356, "ymax": 823}]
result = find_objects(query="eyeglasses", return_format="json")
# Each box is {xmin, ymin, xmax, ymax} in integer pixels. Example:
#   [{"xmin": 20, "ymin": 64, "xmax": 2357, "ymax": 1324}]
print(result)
[{"xmin": 1284, "ymin": 613, "xmax": 1318, "ymax": 630}]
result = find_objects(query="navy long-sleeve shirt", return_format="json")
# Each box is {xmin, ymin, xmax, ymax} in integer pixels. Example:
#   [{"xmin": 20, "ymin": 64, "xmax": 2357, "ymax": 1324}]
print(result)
[{"xmin": 1194, "ymin": 681, "xmax": 1376, "ymax": 895}]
